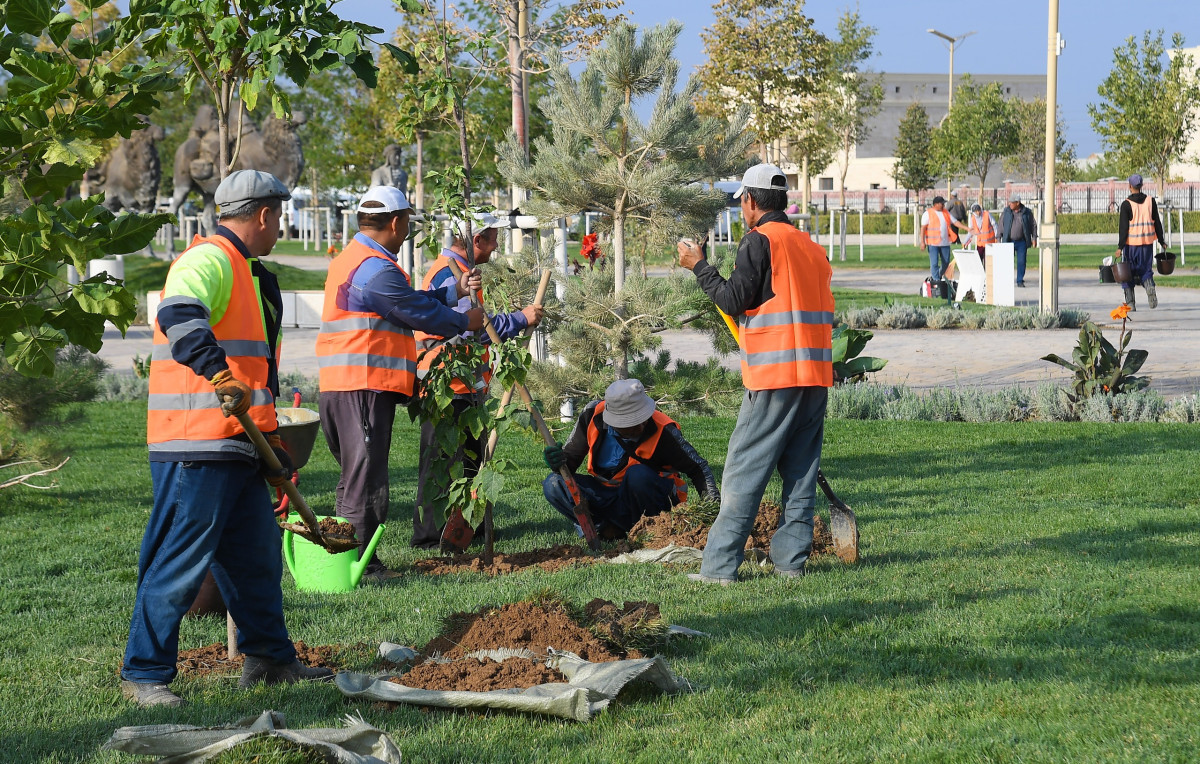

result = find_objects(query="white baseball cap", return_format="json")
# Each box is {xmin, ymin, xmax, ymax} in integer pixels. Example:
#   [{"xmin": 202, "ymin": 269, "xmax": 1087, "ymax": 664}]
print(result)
[
  {"xmin": 357, "ymin": 186, "xmax": 411, "ymax": 213},
  {"xmin": 454, "ymin": 211, "xmax": 510, "ymax": 240},
  {"xmin": 733, "ymin": 163, "xmax": 788, "ymax": 198}
]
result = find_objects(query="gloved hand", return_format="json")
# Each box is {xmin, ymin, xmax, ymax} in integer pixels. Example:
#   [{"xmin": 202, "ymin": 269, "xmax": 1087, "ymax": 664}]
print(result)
[
  {"xmin": 209, "ymin": 369, "xmax": 252, "ymax": 418},
  {"xmin": 263, "ymin": 433, "xmax": 294, "ymax": 487},
  {"xmin": 543, "ymin": 443, "xmax": 566, "ymax": 472}
]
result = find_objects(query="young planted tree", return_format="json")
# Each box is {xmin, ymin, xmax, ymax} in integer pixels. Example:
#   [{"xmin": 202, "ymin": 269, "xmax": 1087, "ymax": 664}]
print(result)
[
  {"xmin": 1088, "ymin": 31, "xmax": 1200, "ymax": 194},
  {"xmin": 500, "ymin": 21, "xmax": 750, "ymax": 348},
  {"xmin": 892, "ymin": 103, "xmax": 937, "ymax": 195},
  {"xmin": 0, "ymin": 1, "xmax": 175, "ymax": 377},
  {"xmin": 933, "ymin": 78, "xmax": 1019, "ymax": 202},
  {"xmin": 696, "ymin": 0, "xmax": 828, "ymax": 164},
  {"xmin": 1004, "ymin": 97, "xmax": 1078, "ymax": 194},
  {"xmin": 825, "ymin": 7, "xmax": 883, "ymax": 208}
]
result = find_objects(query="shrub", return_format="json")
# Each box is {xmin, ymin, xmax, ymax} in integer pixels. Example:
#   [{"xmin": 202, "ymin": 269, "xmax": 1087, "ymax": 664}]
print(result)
[
  {"xmin": 983, "ymin": 309, "xmax": 1035, "ymax": 330},
  {"xmin": 960, "ymin": 311, "xmax": 988, "ymax": 329},
  {"xmin": 959, "ymin": 387, "xmax": 1032, "ymax": 422},
  {"xmin": 877, "ymin": 303, "xmax": 927, "ymax": 329},
  {"xmin": 1163, "ymin": 393, "xmax": 1200, "ymax": 423},
  {"xmin": 0, "ymin": 346, "xmax": 107, "ymax": 431},
  {"xmin": 1057, "ymin": 309, "xmax": 1090, "ymax": 328},
  {"xmin": 1111, "ymin": 390, "xmax": 1166, "ymax": 422},
  {"xmin": 843, "ymin": 307, "xmax": 882, "ymax": 329},
  {"xmin": 1032, "ymin": 310, "xmax": 1061, "ymax": 330},
  {"xmin": 927, "ymin": 307, "xmax": 964, "ymax": 329},
  {"xmin": 1033, "ymin": 383, "xmax": 1075, "ymax": 421},
  {"xmin": 96, "ymin": 373, "xmax": 150, "ymax": 402},
  {"xmin": 882, "ymin": 387, "xmax": 959, "ymax": 421},
  {"xmin": 279, "ymin": 371, "xmax": 321, "ymax": 407},
  {"xmin": 827, "ymin": 381, "xmax": 901, "ymax": 419}
]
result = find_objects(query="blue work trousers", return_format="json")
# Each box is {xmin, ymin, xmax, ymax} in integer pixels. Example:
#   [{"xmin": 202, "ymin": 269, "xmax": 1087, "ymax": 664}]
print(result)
[
  {"xmin": 928, "ymin": 245, "xmax": 952, "ymax": 281},
  {"xmin": 122, "ymin": 460, "xmax": 294, "ymax": 684},
  {"xmin": 1014, "ymin": 240, "xmax": 1029, "ymax": 285},
  {"xmin": 700, "ymin": 387, "xmax": 827, "ymax": 580},
  {"xmin": 1122, "ymin": 244, "xmax": 1155, "ymax": 288},
  {"xmin": 543, "ymin": 464, "xmax": 678, "ymax": 534}
]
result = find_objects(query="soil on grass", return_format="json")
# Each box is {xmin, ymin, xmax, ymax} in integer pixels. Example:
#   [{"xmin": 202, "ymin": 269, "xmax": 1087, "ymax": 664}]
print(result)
[
  {"xmin": 176, "ymin": 640, "xmax": 351, "ymax": 679},
  {"xmin": 629, "ymin": 501, "xmax": 832, "ymax": 557},
  {"xmin": 412, "ymin": 543, "xmax": 625, "ymax": 576},
  {"xmin": 418, "ymin": 601, "xmax": 634, "ymax": 662},
  {"xmin": 583, "ymin": 599, "xmax": 664, "ymax": 651},
  {"xmin": 391, "ymin": 657, "xmax": 565, "ymax": 692}
]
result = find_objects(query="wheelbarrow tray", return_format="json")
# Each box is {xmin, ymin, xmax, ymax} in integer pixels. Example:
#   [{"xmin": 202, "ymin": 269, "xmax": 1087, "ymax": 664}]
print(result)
[{"xmin": 274, "ymin": 406, "xmax": 321, "ymax": 471}]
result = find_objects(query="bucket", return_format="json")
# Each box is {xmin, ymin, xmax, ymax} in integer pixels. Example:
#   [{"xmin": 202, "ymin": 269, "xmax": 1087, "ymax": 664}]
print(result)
[
  {"xmin": 1156, "ymin": 251, "xmax": 1177, "ymax": 276},
  {"xmin": 282, "ymin": 513, "xmax": 385, "ymax": 592},
  {"xmin": 1099, "ymin": 264, "xmax": 1115, "ymax": 283},
  {"xmin": 1111, "ymin": 260, "xmax": 1132, "ymax": 283},
  {"xmin": 275, "ymin": 407, "xmax": 321, "ymax": 470}
]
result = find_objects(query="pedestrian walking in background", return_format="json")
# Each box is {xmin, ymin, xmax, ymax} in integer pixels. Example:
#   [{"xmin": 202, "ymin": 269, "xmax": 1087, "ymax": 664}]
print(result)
[
  {"xmin": 1000, "ymin": 194, "xmax": 1037, "ymax": 287},
  {"xmin": 1116, "ymin": 173, "xmax": 1165, "ymax": 310}
]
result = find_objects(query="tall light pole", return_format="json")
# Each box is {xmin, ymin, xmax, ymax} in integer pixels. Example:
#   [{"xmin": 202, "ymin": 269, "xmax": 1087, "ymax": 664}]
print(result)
[
  {"xmin": 1040, "ymin": 0, "xmax": 1065, "ymax": 312},
  {"xmin": 927, "ymin": 29, "xmax": 977, "ymax": 113}
]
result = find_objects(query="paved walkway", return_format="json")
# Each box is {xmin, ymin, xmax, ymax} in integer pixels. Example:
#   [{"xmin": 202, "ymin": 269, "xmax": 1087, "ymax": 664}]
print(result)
[{"xmin": 101, "ymin": 265, "xmax": 1200, "ymax": 397}]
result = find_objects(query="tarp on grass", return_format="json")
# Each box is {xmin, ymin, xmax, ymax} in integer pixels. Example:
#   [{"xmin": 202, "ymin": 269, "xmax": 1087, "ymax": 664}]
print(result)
[
  {"xmin": 336, "ymin": 647, "xmax": 695, "ymax": 722},
  {"xmin": 102, "ymin": 710, "xmax": 401, "ymax": 764}
]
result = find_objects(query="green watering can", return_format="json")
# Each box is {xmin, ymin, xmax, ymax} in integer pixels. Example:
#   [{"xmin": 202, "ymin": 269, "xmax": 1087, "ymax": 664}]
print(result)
[{"xmin": 282, "ymin": 513, "xmax": 385, "ymax": 592}]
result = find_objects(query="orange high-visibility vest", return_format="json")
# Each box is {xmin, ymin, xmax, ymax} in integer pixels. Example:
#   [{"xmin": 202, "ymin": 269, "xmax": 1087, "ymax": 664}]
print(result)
[
  {"xmin": 1127, "ymin": 197, "xmax": 1156, "ymax": 246},
  {"xmin": 738, "ymin": 222, "xmax": 835, "ymax": 391},
  {"xmin": 969, "ymin": 210, "xmax": 996, "ymax": 245},
  {"xmin": 586, "ymin": 402, "xmax": 687, "ymax": 503},
  {"xmin": 316, "ymin": 238, "xmax": 418, "ymax": 396},
  {"xmin": 414, "ymin": 254, "xmax": 490, "ymax": 396},
  {"xmin": 147, "ymin": 234, "xmax": 278, "ymax": 458},
  {"xmin": 923, "ymin": 208, "xmax": 957, "ymax": 245}
]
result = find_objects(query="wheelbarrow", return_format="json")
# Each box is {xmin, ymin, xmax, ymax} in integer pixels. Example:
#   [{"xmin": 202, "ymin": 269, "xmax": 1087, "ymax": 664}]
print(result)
[{"xmin": 272, "ymin": 387, "xmax": 322, "ymax": 518}]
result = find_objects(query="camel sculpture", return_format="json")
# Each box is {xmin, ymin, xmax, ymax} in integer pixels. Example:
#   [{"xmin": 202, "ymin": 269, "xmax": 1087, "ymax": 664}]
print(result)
[
  {"xmin": 99, "ymin": 124, "xmax": 166, "ymax": 216},
  {"xmin": 165, "ymin": 106, "xmax": 306, "ymax": 256}
]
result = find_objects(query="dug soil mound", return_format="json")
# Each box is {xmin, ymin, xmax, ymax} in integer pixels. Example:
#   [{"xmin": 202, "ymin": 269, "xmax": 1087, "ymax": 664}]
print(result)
[
  {"xmin": 393, "ymin": 657, "xmax": 565, "ymax": 692},
  {"xmin": 413, "ymin": 543, "xmax": 624, "ymax": 576},
  {"xmin": 629, "ymin": 501, "xmax": 832, "ymax": 557},
  {"xmin": 419, "ymin": 601, "xmax": 635, "ymax": 662},
  {"xmin": 176, "ymin": 640, "xmax": 351, "ymax": 679}
]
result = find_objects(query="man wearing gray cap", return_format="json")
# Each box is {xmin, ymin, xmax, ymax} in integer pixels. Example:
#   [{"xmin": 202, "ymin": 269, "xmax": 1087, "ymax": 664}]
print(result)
[
  {"xmin": 677, "ymin": 163, "xmax": 834, "ymax": 584},
  {"xmin": 1000, "ymin": 193, "xmax": 1037, "ymax": 287},
  {"xmin": 122, "ymin": 170, "xmax": 332, "ymax": 708},
  {"xmin": 1116, "ymin": 174, "xmax": 1165, "ymax": 309},
  {"xmin": 542, "ymin": 379, "xmax": 718, "ymax": 538}
]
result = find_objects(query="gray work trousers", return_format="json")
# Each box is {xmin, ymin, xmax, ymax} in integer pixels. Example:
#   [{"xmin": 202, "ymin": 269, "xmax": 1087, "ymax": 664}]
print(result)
[{"xmin": 700, "ymin": 386, "xmax": 827, "ymax": 580}]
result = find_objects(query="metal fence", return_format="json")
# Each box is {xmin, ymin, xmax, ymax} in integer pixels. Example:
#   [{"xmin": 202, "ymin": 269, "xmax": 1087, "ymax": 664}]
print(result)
[{"xmin": 798, "ymin": 181, "xmax": 1200, "ymax": 214}]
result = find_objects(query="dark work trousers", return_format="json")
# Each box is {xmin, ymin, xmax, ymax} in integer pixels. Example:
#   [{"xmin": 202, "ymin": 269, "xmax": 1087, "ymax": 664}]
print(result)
[
  {"xmin": 542, "ymin": 464, "xmax": 678, "ymax": 536},
  {"xmin": 1122, "ymin": 244, "xmax": 1155, "ymax": 288},
  {"xmin": 319, "ymin": 389, "xmax": 405, "ymax": 570},
  {"xmin": 412, "ymin": 396, "xmax": 486, "ymax": 548}
]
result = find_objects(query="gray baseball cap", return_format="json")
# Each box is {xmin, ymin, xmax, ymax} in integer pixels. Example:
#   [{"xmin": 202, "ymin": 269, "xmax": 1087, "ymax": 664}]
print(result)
[
  {"xmin": 1009, "ymin": 193, "xmax": 1022, "ymax": 203},
  {"xmin": 733, "ymin": 163, "xmax": 789, "ymax": 198},
  {"xmin": 215, "ymin": 170, "xmax": 290, "ymax": 215}
]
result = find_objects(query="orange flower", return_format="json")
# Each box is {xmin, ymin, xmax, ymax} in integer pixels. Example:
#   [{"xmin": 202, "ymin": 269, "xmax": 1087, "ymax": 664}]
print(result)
[{"xmin": 1111, "ymin": 304, "xmax": 1130, "ymax": 321}]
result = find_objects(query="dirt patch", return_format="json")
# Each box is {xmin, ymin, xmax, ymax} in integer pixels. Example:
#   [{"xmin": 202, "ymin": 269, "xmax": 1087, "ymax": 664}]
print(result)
[
  {"xmin": 629, "ymin": 501, "xmax": 832, "ymax": 557},
  {"xmin": 317, "ymin": 517, "xmax": 357, "ymax": 539},
  {"xmin": 176, "ymin": 640, "xmax": 352, "ymax": 679},
  {"xmin": 583, "ymin": 599, "xmax": 665, "ymax": 652},
  {"xmin": 412, "ymin": 543, "xmax": 624, "ymax": 576},
  {"xmin": 390, "ymin": 657, "xmax": 566, "ymax": 692}
]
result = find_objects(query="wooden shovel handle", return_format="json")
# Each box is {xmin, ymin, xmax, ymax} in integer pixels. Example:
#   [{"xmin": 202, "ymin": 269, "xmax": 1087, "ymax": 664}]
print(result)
[{"xmin": 235, "ymin": 411, "xmax": 324, "ymax": 543}]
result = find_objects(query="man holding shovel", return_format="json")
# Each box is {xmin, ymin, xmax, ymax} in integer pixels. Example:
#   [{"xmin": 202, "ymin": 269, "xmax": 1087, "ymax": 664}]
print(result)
[
  {"xmin": 410, "ymin": 213, "xmax": 544, "ymax": 548},
  {"xmin": 122, "ymin": 170, "xmax": 332, "ymax": 708},
  {"xmin": 677, "ymin": 163, "xmax": 835, "ymax": 584},
  {"xmin": 316, "ymin": 187, "xmax": 485, "ymax": 581}
]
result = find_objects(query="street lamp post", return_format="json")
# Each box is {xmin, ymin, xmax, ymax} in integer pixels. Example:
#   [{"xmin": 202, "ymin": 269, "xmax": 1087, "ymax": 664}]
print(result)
[
  {"xmin": 928, "ymin": 29, "xmax": 976, "ymax": 194},
  {"xmin": 1040, "ymin": 0, "xmax": 1065, "ymax": 312}
]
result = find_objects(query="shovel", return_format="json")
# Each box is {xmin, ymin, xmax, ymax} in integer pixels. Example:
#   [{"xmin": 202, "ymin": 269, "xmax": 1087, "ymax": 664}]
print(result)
[
  {"xmin": 234, "ymin": 411, "xmax": 358, "ymax": 554},
  {"xmin": 714, "ymin": 304, "xmax": 859, "ymax": 563}
]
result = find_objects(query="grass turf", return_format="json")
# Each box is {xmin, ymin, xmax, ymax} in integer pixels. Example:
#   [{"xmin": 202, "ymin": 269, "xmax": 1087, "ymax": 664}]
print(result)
[
  {"xmin": 2, "ymin": 402, "xmax": 1198, "ymax": 762},
  {"xmin": 121, "ymin": 255, "xmax": 328, "ymax": 294}
]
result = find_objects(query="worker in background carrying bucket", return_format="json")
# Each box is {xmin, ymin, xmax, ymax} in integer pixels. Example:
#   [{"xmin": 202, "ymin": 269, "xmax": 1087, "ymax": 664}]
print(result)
[
  {"xmin": 542, "ymin": 379, "xmax": 719, "ymax": 539},
  {"xmin": 1117, "ymin": 174, "xmax": 1166, "ymax": 311}
]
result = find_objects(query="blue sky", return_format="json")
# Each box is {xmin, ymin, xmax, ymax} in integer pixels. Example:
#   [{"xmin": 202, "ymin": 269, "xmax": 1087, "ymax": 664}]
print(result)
[{"xmin": 334, "ymin": 0, "xmax": 1200, "ymax": 158}]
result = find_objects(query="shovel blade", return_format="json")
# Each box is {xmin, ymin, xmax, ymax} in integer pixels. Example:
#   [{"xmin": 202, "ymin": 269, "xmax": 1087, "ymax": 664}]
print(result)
[
  {"xmin": 828, "ymin": 501, "xmax": 859, "ymax": 564},
  {"xmin": 573, "ymin": 499, "xmax": 601, "ymax": 551},
  {"xmin": 440, "ymin": 508, "xmax": 474, "ymax": 554}
]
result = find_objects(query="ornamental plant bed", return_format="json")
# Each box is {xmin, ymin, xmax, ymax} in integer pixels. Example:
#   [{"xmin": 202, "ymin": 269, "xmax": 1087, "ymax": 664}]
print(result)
[
  {"xmin": 175, "ymin": 640, "xmax": 361, "ymax": 679},
  {"xmin": 628, "ymin": 501, "xmax": 833, "ymax": 558},
  {"xmin": 412, "ymin": 543, "xmax": 625, "ymax": 576}
]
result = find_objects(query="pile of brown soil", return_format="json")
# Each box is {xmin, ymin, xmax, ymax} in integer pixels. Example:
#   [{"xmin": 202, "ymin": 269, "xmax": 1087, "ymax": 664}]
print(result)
[
  {"xmin": 629, "ymin": 502, "xmax": 832, "ymax": 557},
  {"xmin": 176, "ymin": 640, "xmax": 348, "ymax": 679},
  {"xmin": 392, "ymin": 657, "xmax": 565, "ymax": 691},
  {"xmin": 412, "ymin": 544, "xmax": 623, "ymax": 576},
  {"xmin": 317, "ymin": 517, "xmax": 357, "ymax": 539},
  {"xmin": 419, "ymin": 601, "xmax": 627, "ymax": 662}
]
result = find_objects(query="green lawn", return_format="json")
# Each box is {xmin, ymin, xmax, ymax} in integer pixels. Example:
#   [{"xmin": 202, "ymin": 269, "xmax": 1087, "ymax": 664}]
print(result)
[
  {"xmin": 3, "ymin": 403, "xmax": 1198, "ymax": 762},
  {"xmin": 122, "ymin": 255, "xmax": 327, "ymax": 294}
]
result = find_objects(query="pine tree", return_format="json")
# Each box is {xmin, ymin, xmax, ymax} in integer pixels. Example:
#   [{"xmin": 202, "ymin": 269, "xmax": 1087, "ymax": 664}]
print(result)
[{"xmin": 892, "ymin": 103, "xmax": 937, "ymax": 195}]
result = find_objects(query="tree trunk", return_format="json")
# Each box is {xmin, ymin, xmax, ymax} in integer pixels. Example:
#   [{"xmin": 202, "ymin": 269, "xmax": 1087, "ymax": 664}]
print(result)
[
  {"xmin": 507, "ymin": 0, "xmax": 528, "ymax": 216},
  {"xmin": 415, "ymin": 131, "xmax": 425, "ymax": 209},
  {"xmin": 612, "ymin": 203, "xmax": 625, "ymax": 294}
]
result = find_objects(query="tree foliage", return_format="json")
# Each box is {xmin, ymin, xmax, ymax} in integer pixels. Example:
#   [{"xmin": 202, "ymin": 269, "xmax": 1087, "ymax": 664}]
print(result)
[
  {"xmin": 1088, "ymin": 30, "xmax": 1200, "ymax": 193},
  {"xmin": 933, "ymin": 78, "xmax": 1018, "ymax": 201},
  {"xmin": 0, "ymin": 0, "xmax": 176, "ymax": 376},
  {"xmin": 892, "ymin": 103, "xmax": 937, "ymax": 193},
  {"xmin": 1004, "ymin": 97, "xmax": 1078, "ymax": 192},
  {"xmin": 696, "ymin": 0, "xmax": 828, "ymax": 162},
  {"xmin": 825, "ymin": 7, "xmax": 882, "ymax": 208}
]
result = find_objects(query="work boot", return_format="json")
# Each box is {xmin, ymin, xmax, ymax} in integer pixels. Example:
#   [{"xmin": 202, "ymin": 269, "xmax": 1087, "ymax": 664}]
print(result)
[
  {"xmin": 238, "ymin": 656, "xmax": 335, "ymax": 688},
  {"xmin": 120, "ymin": 680, "xmax": 187, "ymax": 708},
  {"xmin": 773, "ymin": 564, "xmax": 806, "ymax": 578},
  {"xmin": 1144, "ymin": 276, "xmax": 1158, "ymax": 309},
  {"xmin": 1122, "ymin": 286, "xmax": 1136, "ymax": 311}
]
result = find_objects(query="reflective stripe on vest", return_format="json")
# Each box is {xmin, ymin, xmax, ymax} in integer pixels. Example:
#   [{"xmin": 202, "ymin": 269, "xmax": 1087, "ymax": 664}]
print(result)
[
  {"xmin": 738, "ymin": 222, "xmax": 834, "ymax": 390},
  {"xmin": 924, "ymin": 209, "xmax": 954, "ymax": 245},
  {"xmin": 316, "ymin": 239, "xmax": 418, "ymax": 395},
  {"xmin": 147, "ymin": 234, "xmax": 277, "ymax": 453},
  {"xmin": 414, "ymin": 254, "xmax": 490, "ymax": 395},
  {"xmin": 586, "ymin": 403, "xmax": 687, "ymax": 503},
  {"xmin": 970, "ymin": 211, "xmax": 996, "ymax": 245},
  {"xmin": 1128, "ymin": 198, "xmax": 1156, "ymax": 246}
]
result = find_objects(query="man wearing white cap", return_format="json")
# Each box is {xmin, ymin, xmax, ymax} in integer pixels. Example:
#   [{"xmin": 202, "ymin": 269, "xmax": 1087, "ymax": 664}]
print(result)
[
  {"xmin": 542, "ymin": 379, "xmax": 718, "ymax": 538},
  {"xmin": 316, "ymin": 186, "xmax": 485, "ymax": 581},
  {"xmin": 677, "ymin": 163, "xmax": 834, "ymax": 584},
  {"xmin": 410, "ymin": 212, "xmax": 545, "ymax": 548},
  {"xmin": 122, "ymin": 170, "xmax": 331, "ymax": 707}
]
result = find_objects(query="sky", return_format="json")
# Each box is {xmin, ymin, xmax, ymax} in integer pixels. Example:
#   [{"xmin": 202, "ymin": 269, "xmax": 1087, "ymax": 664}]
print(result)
[{"xmin": 333, "ymin": 0, "xmax": 1200, "ymax": 158}]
